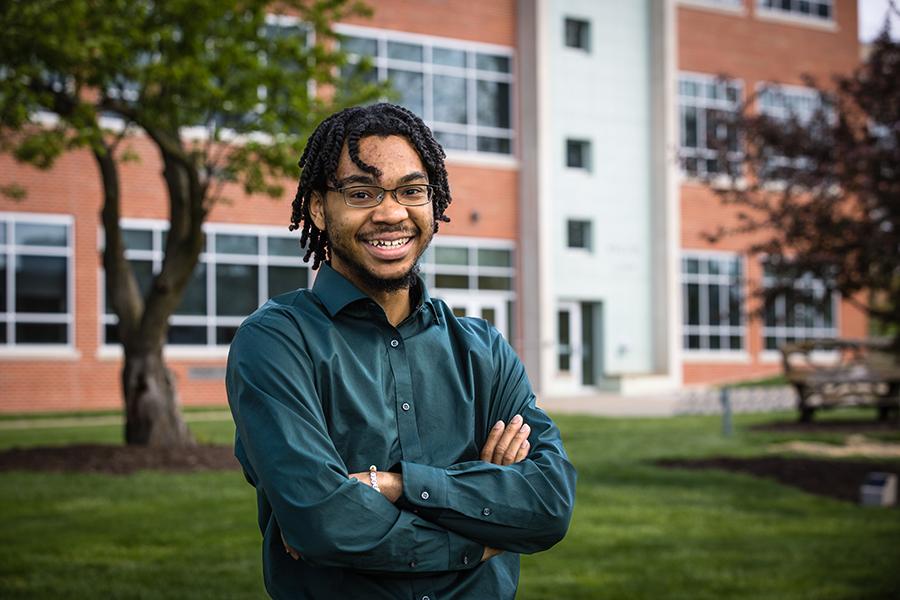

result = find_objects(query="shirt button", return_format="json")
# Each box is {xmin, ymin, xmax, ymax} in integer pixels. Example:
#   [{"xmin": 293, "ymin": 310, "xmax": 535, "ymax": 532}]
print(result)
[
  {"xmin": 409, "ymin": 560, "xmax": 417, "ymax": 568},
  {"xmin": 422, "ymin": 596, "xmax": 430, "ymax": 600},
  {"xmin": 421, "ymin": 490, "xmax": 430, "ymax": 500},
  {"xmin": 463, "ymin": 554, "xmax": 469, "ymax": 565},
  {"xmin": 390, "ymin": 339, "xmax": 400, "ymax": 347},
  {"xmin": 401, "ymin": 402, "xmax": 411, "ymax": 411},
  {"xmin": 482, "ymin": 507, "xmax": 492, "ymax": 516}
]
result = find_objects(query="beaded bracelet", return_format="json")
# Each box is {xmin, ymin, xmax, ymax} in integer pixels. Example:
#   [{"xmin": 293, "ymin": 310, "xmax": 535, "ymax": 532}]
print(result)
[{"xmin": 368, "ymin": 465, "xmax": 380, "ymax": 491}]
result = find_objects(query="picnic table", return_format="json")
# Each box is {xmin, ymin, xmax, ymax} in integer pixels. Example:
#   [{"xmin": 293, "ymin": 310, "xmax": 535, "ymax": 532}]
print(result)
[{"xmin": 780, "ymin": 338, "xmax": 900, "ymax": 422}]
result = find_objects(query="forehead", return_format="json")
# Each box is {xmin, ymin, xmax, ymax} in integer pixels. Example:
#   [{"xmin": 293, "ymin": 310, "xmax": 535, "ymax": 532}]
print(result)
[{"xmin": 336, "ymin": 135, "xmax": 425, "ymax": 181}]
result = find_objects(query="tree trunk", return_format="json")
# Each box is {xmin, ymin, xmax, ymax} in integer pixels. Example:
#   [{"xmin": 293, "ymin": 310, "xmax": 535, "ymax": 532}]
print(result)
[{"xmin": 123, "ymin": 349, "xmax": 194, "ymax": 446}]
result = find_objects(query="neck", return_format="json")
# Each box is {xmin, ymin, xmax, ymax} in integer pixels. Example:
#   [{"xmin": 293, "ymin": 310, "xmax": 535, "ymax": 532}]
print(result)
[{"xmin": 370, "ymin": 288, "xmax": 413, "ymax": 326}]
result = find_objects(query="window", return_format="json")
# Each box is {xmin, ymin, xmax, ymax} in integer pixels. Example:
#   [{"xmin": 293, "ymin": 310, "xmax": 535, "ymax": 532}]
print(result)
[
  {"xmin": 762, "ymin": 262, "xmax": 837, "ymax": 351},
  {"xmin": 102, "ymin": 222, "xmax": 310, "ymax": 347},
  {"xmin": 339, "ymin": 27, "xmax": 514, "ymax": 155},
  {"xmin": 757, "ymin": 84, "xmax": 822, "ymax": 124},
  {"xmin": 682, "ymin": 253, "xmax": 745, "ymax": 351},
  {"xmin": 1, "ymin": 213, "xmax": 73, "ymax": 346},
  {"xmin": 566, "ymin": 220, "xmax": 592, "ymax": 250},
  {"xmin": 758, "ymin": 0, "xmax": 832, "ymax": 20},
  {"xmin": 566, "ymin": 139, "xmax": 591, "ymax": 170},
  {"xmin": 419, "ymin": 240, "xmax": 515, "ymax": 293},
  {"xmin": 678, "ymin": 73, "xmax": 742, "ymax": 177},
  {"xmin": 564, "ymin": 18, "xmax": 591, "ymax": 51}
]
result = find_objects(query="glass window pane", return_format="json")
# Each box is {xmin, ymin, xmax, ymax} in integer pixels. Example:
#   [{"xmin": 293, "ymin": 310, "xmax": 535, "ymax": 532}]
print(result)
[
  {"xmin": 122, "ymin": 229, "xmax": 153, "ymax": 251},
  {"xmin": 217, "ymin": 326, "xmax": 238, "ymax": 345},
  {"xmin": 105, "ymin": 324, "xmax": 119, "ymax": 345},
  {"xmin": 476, "ymin": 136, "xmax": 511, "ymax": 154},
  {"xmin": 682, "ymin": 106, "xmax": 698, "ymax": 149},
  {"xmin": 729, "ymin": 335, "xmax": 742, "ymax": 350},
  {"xmin": 174, "ymin": 264, "xmax": 207, "ymax": 316},
  {"xmin": 451, "ymin": 306, "xmax": 467, "ymax": 318},
  {"xmin": 687, "ymin": 334, "xmax": 700, "ymax": 349},
  {"xmin": 435, "ymin": 246, "xmax": 468, "ymax": 265},
  {"xmin": 481, "ymin": 307, "xmax": 496, "ymax": 325},
  {"xmin": 387, "ymin": 41, "xmax": 423, "ymax": 62},
  {"xmin": 0, "ymin": 222, "xmax": 6, "ymax": 244},
  {"xmin": 558, "ymin": 310, "xmax": 570, "ymax": 344},
  {"xmin": 216, "ymin": 264, "xmax": 258, "ymax": 315},
  {"xmin": 15, "ymin": 256, "xmax": 67, "ymax": 313},
  {"xmin": 433, "ymin": 47, "xmax": 466, "ymax": 67},
  {"xmin": 269, "ymin": 265, "xmax": 308, "ymax": 297},
  {"xmin": 708, "ymin": 285, "xmax": 721, "ymax": 325},
  {"xmin": 476, "ymin": 80, "xmax": 510, "ymax": 128},
  {"xmin": 167, "ymin": 325, "xmax": 207, "ymax": 345},
  {"xmin": 434, "ymin": 130, "xmax": 468, "ymax": 151},
  {"xmin": 475, "ymin": 53, "xmax": 510, "ymax": 73},
  {"xmin": 388, "ymin": 69, "xmax": 424, "ymax": 117},
  {"xmin": 215, "ymin": 234, "xmax": 258, "ymax": 255},
  {"xmin": 433, "ymin": 75, "xmax": 467, "ymax": 124},
  {"xmin": 16, "ymin": 322, "xmax": 67, "ymax": 344},
  {"xmin": 478, "ymin": 276, "xmax": 511, "ymax": 291},
  {"xmin": 342, "ymin": 36, "xmax": 377, "ymax": 56},
  {"xmin": 685, "ymin": 258, "xmax": 700, "ymax": 274},
  {"xmin": 0, "ymin": 255, "xmax": 5, "ymax": 312},
  {"xmin": 15, "ymin": 222, "xmax": 67, "ymax": 247},
  {"xmin": 477, "ymin": 249, "xmax": 512, "ymax": 267},
  {"xmin": 435, "ymin": 274, "xmax": 468, "ymax": 289},
  {"xmin": 267, "ymin": 236, "xmax": 300, "ymax": 257},
  {"xmin": 709, "ymin": 335, "xmax": 721, "ymax": 349},
  {"xmin": 106, "ymin": 260, "xmax": 154, "ymax": 315},
  {"xmin": 687, "ymin": 283, "xmax": 700, "ymax": 326}
]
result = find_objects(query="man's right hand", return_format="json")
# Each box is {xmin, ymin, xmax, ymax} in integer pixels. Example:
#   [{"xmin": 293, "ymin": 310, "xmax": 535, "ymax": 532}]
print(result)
[{"xmin": 480, "ymin": 413, "xmax": 530, "ymax": 466}]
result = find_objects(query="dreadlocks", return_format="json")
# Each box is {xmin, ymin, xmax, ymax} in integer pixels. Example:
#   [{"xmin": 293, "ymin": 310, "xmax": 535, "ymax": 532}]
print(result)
[{"xmin": 289, "ymin": 103, "xmax": 452, "ymax": 269}]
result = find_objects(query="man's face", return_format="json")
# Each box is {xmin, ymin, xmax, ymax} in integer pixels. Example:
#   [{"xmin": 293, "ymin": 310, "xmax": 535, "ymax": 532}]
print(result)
[{"xmin": 310, "ymin": 135, "xmax": 435, "ymax": 295}]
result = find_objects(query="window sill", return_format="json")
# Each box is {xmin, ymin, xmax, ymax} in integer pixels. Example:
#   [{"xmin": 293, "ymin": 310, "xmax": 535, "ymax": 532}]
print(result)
[
  {"xmin": 97, "ymin": 345, "xmax": 230, "ymax": 361},
  {"xmin": 754, "ymin": 8, "xmax": 837, "ymax": 32},
  {"xmin": 0, "ymin": 346, "xmax": 82, "ymax": 361},
  {"xmin": 444, "ymin": 150, "xmax": 518, "ymax": 170},
  {"xmin": 683, "ymin": 350, "xmax": 750, "ymax": 363},
  {"xmin": 678, "ymin": 0, "xmax": 746, "ymax": 17}
]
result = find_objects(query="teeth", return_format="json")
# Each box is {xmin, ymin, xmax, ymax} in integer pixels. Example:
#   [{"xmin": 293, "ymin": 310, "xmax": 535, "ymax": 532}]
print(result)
[{"xmin": 368, "ymin": 237, "xmax": 410, "ymax": 248}]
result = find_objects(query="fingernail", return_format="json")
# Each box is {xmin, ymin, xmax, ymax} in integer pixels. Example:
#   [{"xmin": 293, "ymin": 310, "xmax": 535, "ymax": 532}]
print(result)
[
  {"xmin": 523, "ymin": 440, "xmax": 530, "ymax": 447},
  {"xmin": 512, "ymin": 414, "xmax": 522, "ymax": 424},
  {"xmin": 493, "ymin": 420, "xmax": 504, "ymax": 429},
  {"xmin": 521, "ymin": 424, "xmax": 530, "ymax": 433}
]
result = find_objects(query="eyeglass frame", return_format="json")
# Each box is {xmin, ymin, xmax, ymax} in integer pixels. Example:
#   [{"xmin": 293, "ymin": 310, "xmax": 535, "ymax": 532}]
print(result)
[{"xmin": 326, "ymin": 183, "xmax": 436, "ymax": 208}]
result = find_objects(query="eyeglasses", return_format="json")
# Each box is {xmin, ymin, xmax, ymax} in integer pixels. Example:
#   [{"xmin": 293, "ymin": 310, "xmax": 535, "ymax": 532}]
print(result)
[{"xmin": 327, "ymin": 184, "xmax": 435, "ymax": 208}]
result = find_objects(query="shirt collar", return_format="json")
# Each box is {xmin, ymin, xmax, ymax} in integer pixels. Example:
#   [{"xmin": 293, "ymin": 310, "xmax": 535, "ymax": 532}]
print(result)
[{"xmin": 312, "ymin": 262, "xmax": 440, "ymax": 323}]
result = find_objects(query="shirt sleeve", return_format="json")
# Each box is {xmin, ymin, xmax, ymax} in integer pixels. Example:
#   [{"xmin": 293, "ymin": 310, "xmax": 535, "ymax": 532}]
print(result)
[
  {"xmin": 399, "ymin": 328, "xmax": 577, "ymax": 554},
  {"xmin": 226, "ymin": 310, "xmax": 483, "ymax": 574}
]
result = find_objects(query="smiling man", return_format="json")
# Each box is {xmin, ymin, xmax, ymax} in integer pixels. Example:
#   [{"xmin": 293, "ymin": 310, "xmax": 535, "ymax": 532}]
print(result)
[{"xmin": 226, "ymin": 103, "xmax": 576, "ymax": 599}]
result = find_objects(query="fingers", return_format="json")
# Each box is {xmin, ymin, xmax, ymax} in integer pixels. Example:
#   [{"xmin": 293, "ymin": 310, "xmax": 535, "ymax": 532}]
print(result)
[
  {"xmin": 502, "ymin": 422, "xmax": 530, "ymax": 465},
  {"xmin": 480, "ymin": 419, "xmax": 505, "ymax": 462},
  {"xmin": 514, "ymin": 439, "xmax": 530, "ymax": 464},
  {"xmin": 281, "ymin": 530, "xmax": 300, "ymax": 560},
  {"xmin": 491, "ymin": 414, "xmax": 524, "ymax": 465}
]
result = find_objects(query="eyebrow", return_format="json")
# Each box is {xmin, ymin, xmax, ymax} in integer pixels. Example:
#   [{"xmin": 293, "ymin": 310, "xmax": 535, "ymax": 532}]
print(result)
[{"xmin": 337, "ymin": 171, "xmax": 429, "ymax": 187}]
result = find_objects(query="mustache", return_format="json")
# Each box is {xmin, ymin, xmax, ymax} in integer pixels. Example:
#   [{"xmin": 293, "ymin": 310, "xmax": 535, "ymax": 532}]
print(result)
[{"xmin": 357, "ymin": 225, "xmax": 419, "ymax": 238}]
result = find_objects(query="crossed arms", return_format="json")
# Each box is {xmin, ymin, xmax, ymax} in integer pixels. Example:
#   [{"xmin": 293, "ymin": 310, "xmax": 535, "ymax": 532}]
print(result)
[{"xmin": 226, "ymin": 313, "xmax": 576, "ymax": 574}]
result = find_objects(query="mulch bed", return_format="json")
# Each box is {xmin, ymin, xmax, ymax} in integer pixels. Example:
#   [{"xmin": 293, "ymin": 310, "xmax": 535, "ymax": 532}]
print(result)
[
  {"xmin": 657, "ymin": 456, "xmax": 900, "ymax": 505},
  {"xmin": 0, "ymin": 444, "xmax": 239, "ymax": 475}
]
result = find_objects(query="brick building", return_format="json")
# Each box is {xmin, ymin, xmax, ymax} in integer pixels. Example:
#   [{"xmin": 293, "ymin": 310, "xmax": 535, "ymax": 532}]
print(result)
[{"xmin": 0, "ymin": 0, "xmax": 866, "ymax": 413}]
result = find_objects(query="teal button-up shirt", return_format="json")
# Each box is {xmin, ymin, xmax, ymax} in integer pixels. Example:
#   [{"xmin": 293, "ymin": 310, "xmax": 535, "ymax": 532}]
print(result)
[{"xmin": 226, "ymin": 263, "xmax": 576, "ymax": 599}]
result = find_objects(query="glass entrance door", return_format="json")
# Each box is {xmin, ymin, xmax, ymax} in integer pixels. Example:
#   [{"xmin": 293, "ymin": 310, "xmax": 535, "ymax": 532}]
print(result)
[{"xmin": 437, "ymin": 293, "xmax": 510, "ymax": 340}]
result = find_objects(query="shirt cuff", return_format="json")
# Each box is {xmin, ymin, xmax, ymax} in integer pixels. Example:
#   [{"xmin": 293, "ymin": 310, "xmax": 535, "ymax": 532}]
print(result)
[
  {"xmin": 447, "ymin": 531, "xmax": 483, "ymax": 571},
  {"xmin": 401, "ymin": 460, "xmax": 450, "ymax": 509}
]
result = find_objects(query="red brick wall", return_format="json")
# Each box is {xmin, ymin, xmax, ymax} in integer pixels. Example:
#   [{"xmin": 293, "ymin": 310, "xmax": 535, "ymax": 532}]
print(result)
[
  {"xmin": 0, "ymin": 1, "xmax": 518, "ymax": 413},
  {"xmin": 678, "ymin": 0, "xmax": 865, "ymax": 385}
]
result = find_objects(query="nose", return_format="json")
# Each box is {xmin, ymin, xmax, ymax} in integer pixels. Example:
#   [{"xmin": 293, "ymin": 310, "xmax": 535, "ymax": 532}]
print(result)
[{"xmin": 370, "ymin": 192, "xmax": 410, "ymax": 224}]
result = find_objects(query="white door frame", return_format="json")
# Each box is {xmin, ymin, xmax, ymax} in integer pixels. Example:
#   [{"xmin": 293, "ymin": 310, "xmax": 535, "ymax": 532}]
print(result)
[{"xmin": 556, "ymin": 301, "xmax": 582, "ymax": 390}]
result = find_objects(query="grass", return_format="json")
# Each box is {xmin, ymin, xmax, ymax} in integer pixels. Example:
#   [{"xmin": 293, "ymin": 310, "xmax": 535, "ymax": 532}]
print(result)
[{"xmin": 1, "ymin": 411, "xmax": 899, "ymax": 599}]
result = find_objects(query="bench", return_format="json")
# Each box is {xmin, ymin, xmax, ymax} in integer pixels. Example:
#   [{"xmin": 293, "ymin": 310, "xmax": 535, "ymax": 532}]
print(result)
[{"xmin": 780, "ymin": 338, "xmax": 900, "ymax": 422}]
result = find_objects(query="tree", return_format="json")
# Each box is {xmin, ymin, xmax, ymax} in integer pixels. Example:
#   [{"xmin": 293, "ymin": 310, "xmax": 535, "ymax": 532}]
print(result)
[
  {"xmin": 705, "ymin": 25, "xmax": 900, "ymax": 353},
  {"xmin": 0, "ymin": 0, "xmax": 384, "ymax": 445}
]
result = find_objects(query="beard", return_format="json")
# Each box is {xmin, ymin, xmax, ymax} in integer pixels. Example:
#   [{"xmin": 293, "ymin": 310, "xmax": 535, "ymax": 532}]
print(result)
[{"xmin": 324, "ymin": 211, "xmax": 433, "ymax": 294}]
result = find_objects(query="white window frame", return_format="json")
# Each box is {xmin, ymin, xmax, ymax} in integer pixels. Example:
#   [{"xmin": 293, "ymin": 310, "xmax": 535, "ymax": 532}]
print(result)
[
  {"xmin": 0, "ymin": 211, "xmax": 76, "ymax": 357},
  {"xmin": 678, "ymin": 0, "xmax": 746, "ymax": 15},
  {"xmin": 98, "ymin": 219, "xmax": 311, "ymax": 357},
  {"xmin": 563, "ymin": 17, "xmax": 591, "ymax": 52},
  {"xmin": 681, "ymin": 250, "xmax": 748, "ymax": 359},
  {"xmin": 334, "ymin": 23, "xmax": 516, "ymax": 165},
  {"xmin": 678, "ymin": 72, "xmax": 744, "ymax": 180}
]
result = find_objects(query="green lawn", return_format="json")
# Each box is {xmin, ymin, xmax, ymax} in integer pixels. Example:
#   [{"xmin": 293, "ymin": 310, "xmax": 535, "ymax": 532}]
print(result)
[{"xmin": 1, "ymin": 411, "xmax": 898, "ymax": 599}]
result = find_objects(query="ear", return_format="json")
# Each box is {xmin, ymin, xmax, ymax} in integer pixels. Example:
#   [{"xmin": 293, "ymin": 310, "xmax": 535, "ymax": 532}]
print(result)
[{"xmin": 309, "ymin": 191, "xmax": 327, "ymax": 231}]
